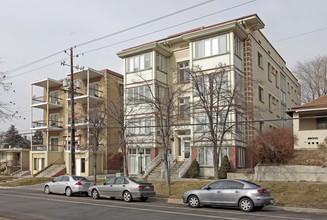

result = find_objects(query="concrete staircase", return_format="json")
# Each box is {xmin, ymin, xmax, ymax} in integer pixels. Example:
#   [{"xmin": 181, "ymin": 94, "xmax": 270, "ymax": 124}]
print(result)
[
  {"xmin": 147, "ymin": 161, "xmax": 184, "ymax": 181},
  {"xmin": 11, "ymin": 170, "xmax": 31, "ymax": 177},
  {"xmin": 34, "ymin": 164, "xmax": 66, "ymax": 177}
]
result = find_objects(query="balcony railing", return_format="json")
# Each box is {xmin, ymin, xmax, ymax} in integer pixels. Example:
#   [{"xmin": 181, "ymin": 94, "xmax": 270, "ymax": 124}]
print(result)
[
  {"xmin": 49, "ymin": 145, "xmax": 64, "ymax": 152},
  {"xmin": 68, "ymin": 117, "xmax": 88, "ymax": 125},
  {"xmin": 32, "ymin": 120, "xmax": 63, "ymax": 128},
  {"xmin": 67, "ymin": 88, "xmax": 103, "ymax": 98},
  {"xmin": 32, "ymin": 145, "xmax": 46, "ymax": 151},
  {"xmin": 32, "ymin": 96, "xmax": 62, "ymax": 105}
]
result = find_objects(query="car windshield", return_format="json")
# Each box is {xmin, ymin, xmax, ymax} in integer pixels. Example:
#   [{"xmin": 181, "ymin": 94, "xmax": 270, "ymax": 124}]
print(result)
[
  {"xmin": 72, "ymin": 176, "xmax": 88, "ymax": 181},
  {"xmin": 129, "ymin": 177, "xmax": 148, "ymax": 184}
]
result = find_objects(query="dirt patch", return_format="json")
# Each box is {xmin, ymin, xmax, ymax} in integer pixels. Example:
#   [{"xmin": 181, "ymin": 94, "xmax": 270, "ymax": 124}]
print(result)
[{"xmin": 287, "ymin": 149, "xmax": 327, "ymax": 166}]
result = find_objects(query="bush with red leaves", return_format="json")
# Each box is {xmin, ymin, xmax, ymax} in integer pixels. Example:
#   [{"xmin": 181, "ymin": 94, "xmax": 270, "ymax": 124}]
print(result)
[{"xmin": 248, "ymin": 128, "xmax": 297, "ymax": 165}]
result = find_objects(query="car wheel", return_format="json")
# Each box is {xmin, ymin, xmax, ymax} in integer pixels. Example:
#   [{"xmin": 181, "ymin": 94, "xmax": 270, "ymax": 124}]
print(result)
[
  {"xmin": 92, "ymin": 189, "xmax": 99, "ymax": 199},
  {"xmin": 123, "ymin": 191, "xmax": 132, "ymax": 202},
  {"xmin": 188, "ymin": 195, "xmax": 200, "ymax": 208},
  {"xmin": 140, "ymin": 197, "xmax": 148, "ymax": 202},
  {"xmin": 65, "ymin": 187, "xmax": 72, "ymax": 197},
  {"xmin": 239, "ymin": 198, "xmax": 254, "ymax": 212},
  {"xmin": 44, "ymin": 185, "xmax": 51, "ymax": 194}
]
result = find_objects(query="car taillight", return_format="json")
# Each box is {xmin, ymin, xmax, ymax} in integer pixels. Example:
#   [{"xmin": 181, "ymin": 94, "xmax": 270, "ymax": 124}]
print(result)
[
  {"xmin": 75, "ymin": 181, "xmax": 82, "ymax": 185},
  {"xmin": 257, "ymin": 189, "xmax": 266, "ymax": 194},
  {"xmin": 150, "ymin": 185, "xmax": 154, "ymax": 189},
  {"xmin": 138, "ymin": 186, "xmax": 145, "ymax": 189}
]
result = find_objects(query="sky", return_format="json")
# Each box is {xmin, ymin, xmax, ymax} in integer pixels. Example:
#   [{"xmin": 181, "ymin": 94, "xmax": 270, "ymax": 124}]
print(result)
[{"xmin": 1, "ymin": 0, "xmax": 327, "ymax": 135}]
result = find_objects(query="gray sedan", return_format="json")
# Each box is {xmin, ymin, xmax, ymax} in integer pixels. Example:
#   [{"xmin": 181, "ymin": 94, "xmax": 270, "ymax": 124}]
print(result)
[
  {"xmin": 182, "ymin": 179, "xmax": 274, "ymax": 212},
  {"xmin": 44, "ymin": 175, "xmax": 93, "ymax": 196},
  {"xmin": 88, "ymin": 176, "xmax": 156, "ymax": 202}
]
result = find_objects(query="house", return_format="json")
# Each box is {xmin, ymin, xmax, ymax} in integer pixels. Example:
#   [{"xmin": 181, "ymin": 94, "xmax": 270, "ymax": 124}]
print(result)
[
  {"xmin": 30, "ymin": 68, "xmax": 123, "ymax": 176},
  {"xmin": 286, "ymin": 94, "xmax": 327, "ymax": 149},
  {"xmin": 117, "ymin": 14, "xmax": 300, "ymax": 177}
]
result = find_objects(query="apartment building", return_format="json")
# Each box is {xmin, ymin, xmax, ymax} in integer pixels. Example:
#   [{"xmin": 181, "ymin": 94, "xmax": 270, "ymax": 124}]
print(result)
[
  {"xmin": 30, "ymin": 68, "xmax": 123, "ymax": 176},
  {"xmin": 117, "ymin": 14, "xmax": 300, "ymax": 177}
]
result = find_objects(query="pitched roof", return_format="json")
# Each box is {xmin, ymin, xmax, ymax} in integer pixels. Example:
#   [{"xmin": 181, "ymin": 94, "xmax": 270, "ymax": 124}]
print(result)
[{"xmin": 286, "ymin": 95, "xmax": 327, "ymax": 116}]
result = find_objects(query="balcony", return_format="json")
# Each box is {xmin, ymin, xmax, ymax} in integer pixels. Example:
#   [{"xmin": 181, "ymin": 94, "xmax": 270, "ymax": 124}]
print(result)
[
  {"xmin": 31, "ymin": 145, "xmax": 46, "ymax": 151},
  {"xmin": 49, "ymin": 145, "xmax": 65, "ymax": 152},
  {"xmin": 67, "ymin": 116, "xmax": 89, "ymax": 127},
  {"xmin": 31, "ymin": 120, "xmax": 64, "ymax": 131},
  {"xmin": 67, "ymin": 87, "xmax": 104, "ymax": 104},
  {"xmin": 31, "ymin": 95, "xmax": 63, "ymax": 110}
]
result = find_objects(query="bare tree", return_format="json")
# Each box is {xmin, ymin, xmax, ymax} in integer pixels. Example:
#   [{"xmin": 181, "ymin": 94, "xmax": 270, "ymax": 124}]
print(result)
[
  {"xmin": 0, "ymin": 70, "xmax": 18, "ymax": 121},
  {"xmin": 293, "ymin": 56, "xmax": 327, "ymax": 103},
  {"xmin": 188, "ymin": 65, "xmax": 249, "ymax": 179}
]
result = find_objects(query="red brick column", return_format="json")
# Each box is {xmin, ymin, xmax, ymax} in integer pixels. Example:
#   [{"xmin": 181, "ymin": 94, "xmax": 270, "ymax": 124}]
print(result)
[
  {"xmin": 151, "ymin": 148, "xmax": 158, "ymax": 160},
  {"xmin": 229, "ymin": 146, "xmax": 237, "ymax": 172},
  {"xmin": 191, "ymin": 147, "xmax": 197, "ymax": 161}
]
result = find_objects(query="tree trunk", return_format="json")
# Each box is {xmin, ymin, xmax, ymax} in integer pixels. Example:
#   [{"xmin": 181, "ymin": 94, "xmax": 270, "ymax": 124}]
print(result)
[{"xmin": 93, "ymin": 151, "xmax": 97, "ymax": 184}]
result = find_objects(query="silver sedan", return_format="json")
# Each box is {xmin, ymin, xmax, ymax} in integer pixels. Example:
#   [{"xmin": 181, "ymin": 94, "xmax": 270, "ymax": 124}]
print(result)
[
  {"xmin": 44, "ymin": 175, "xmax": 93, "ymax": 196},
  {"xmin": 88, "ymin": 176, "xmax": 156, "ymax": 202},
  {"xmin": 182, "ymin": 179, "xmax": 274, "ymax": 212}
]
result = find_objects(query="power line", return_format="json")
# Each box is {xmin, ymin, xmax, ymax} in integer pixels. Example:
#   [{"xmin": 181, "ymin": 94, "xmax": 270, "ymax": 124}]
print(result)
[
  {"xmin": 2, "ymin": 0, "xmax": 214, "ymax": 76},
  {"xmin": 272, "ymin": 26, "xmax": 327, "ymax": 43}
]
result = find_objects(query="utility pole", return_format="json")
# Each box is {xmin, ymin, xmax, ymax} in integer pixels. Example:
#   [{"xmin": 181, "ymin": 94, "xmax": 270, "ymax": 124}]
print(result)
[{"xmin": 70, "ymin": 47, "xmax": 76, "ymax": 176}]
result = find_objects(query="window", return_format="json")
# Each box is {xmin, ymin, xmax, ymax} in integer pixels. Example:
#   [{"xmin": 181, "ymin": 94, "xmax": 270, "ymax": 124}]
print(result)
[
  {"xmin": 50, "ymin": 114, "xmax": 59, "ymax": 127},
  {"xmin": 50, "ymin": 137, "xmax": 59, "ymax": 151},
  {"xmin": 105, "ymin": 177, "xmax": 116, "ymax": 185},
  {"xmin": 208, "ymin": 181, "xmax": 225, "ymax": 189},
  {"xmin": 225, "ymin": 180, "xmax": 244, "ymax": 189},
  {"xmin": 237, "ymin": 148, "xmax": 245, "ymax": 168},
  {"xmin": 179, "ymin": 98, "xmax": 190, "ymax": 119},
  {"xmin": 268, "ymin": 94, "xmax": 272, "ymax": 112},
  {"xmin": 258, "ymin": 86, "xmax": 264, "ymax": 102},
  {"xmin": 128, "ymin": 118, "xmax": 152, "ymax": 135},
  {"xmin": 115, "ymin": 177, "xmax": 126, "ymax": 184},
  {"xmin": 89, "ymin": 83, "xmax": 99, "ymax": 97},
  {"xmin": 127, "ymin": 52, "xmax": 151, "ymax": 72},
  {"xmin": 317, "ymin": 116, "xmax": 327, "ymax": 129},
  {"xmin": 81, "ymin": 158, "xmax": 85, "ymax": 173},
  {"xmin": 258, "ymin": 52, "xmax": 263, "ymax": 67},
  {"xmin": 50, "ymin": 91, "xmax": 59, "ymax": 104},
  {"xmin": 198, "ymin": 147, "xmax": 213, "ymax": 166},
  {"xmin": 156, "ymin": 53, "xmax": 168, "ymax": 73},
  {"xmin": 234, "ymin": 36, "xmax": 243, "ymax": 58},
  {"xmin": 259, "ymin": 121, "xmax": 264, "ymax": 134},
  {"xmin": 128, "ymin": 86, "xmax": 151, "ymax": 103},
  {"xmin": 267, "ymin": 63, "xmax": 271, "ymax": 80},
  {"xmin": 1, "ymin": 152, "xmax": 5, "ymax": 160},
  {"xmin": 178, "ymin": 61, "xmax": 190, "ymax": 82},
  {"xmin": 194, "ymin": 34, "xmax": 228, "ymax": 59},
  {"xmin": 195, "ymin": 113, "xmax": 208, "ymax": 131},
  {"xmin": 34, "ymin": 158, "xmax": 37, "ymax": 170},
  {"xmin": 275, "ymin": 71, "xmax": 279, "ymax": 88}
]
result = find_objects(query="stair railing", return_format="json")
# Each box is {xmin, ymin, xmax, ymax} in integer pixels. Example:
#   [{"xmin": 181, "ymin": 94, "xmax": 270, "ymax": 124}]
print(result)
[
  {"xmin": 142, "ymin": 152, "xmax": 164, "ymax": 178},
  {"xmin": 178, "ymin": 157, "xmax": 192, "ymax": 178}
]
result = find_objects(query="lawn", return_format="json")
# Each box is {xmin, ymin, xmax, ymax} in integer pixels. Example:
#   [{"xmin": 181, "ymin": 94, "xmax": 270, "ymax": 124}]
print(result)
[{"xmin": 0, "ymin": 177, "xmax": 52, "ymax": 187}]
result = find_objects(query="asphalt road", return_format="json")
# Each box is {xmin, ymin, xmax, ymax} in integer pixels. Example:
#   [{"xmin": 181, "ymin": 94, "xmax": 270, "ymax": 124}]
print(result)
[{"xmin": 0, "ymin": 185, "xmax": 326, "ymax": 220}]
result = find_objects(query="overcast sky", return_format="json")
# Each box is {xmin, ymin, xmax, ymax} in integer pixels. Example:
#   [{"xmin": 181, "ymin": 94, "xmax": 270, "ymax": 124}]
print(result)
[{"xmin": 1, "ymin": 0, "xmax": 327, "ymax": 135}]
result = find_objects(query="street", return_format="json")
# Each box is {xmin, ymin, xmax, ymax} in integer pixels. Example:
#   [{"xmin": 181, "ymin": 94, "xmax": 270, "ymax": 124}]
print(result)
[{"xmin": 0, "ymin": 185, "xmax": 326, "ymax": 220}]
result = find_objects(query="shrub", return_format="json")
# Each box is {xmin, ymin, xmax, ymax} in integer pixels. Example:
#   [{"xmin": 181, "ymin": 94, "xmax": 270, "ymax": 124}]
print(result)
[
  {"xmin": 187, "ymin": 160, "xmax": 200, "ymax": 178},
  {"xmin": 247, "ymin": 128, "xmax": 296, "ymax": 165},
  {"xmin": 218, "ymin": 155, "xmax": 231, "ymax": 179}
]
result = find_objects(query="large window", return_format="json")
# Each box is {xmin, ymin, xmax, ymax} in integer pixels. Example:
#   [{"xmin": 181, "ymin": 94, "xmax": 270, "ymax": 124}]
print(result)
[
  {"xmin": 317, "ymin": 116, "xmax": 327, "ymax": 129},
  {"xmin": 156, "ymin": 53, "xmax": 168, "ymax": 73},
  {"xmin": 127, "ymin": 86, "xmax": 151, "ymax": 103},
  {"xmin": 194, "ymin": 34, "xmax": 227, "ymax": 59},
  {"xmin": 50, "ymin": 91, "xmax": 59, "ymax": 104},
  {"xmin": 234, "ymin": 36, "xmax": 243, "ymax": 58},
  {"xmin": 179, "ymin": 98, "xmax": 190, "ymax": 119},
  {"xmin": 258, "ymin": 52, "xmax": 263, "ymax": 67},
  {"xmin": 178, "ymin": 61, "xmax": 189, "ymax": 82},
  {"xmin": 238, "ymin": 148, "xmax": 245, "ymax": 168},
  {"xmin": 258, "ymin": 86, "xmax": 264, "ymax": 102},
  {"xmin": 198, "ymin": 147, "xmax": 213, "ymax": 166},
  {"xmin": 127, "ymin": 52, "xmax": 151, "ymax": 72},
  {"xmin": 128, "ymin": 118, "xmax": 152, "ymax": 135}
]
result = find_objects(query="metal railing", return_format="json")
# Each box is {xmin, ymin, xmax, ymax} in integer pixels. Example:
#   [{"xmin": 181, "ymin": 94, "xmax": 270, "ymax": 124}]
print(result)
[
  {"xmin": 143, "ymin": 152, "xmax": 164, "ymax": 177},
  {"xmin": 178, "ymin": 157, "xmax": 192, "ymax": 178},
  {"xmin": 31, "ymin": 145, "xmax": 46, "ymax": 151},
  {"xmin": 32, "ymin": 120, "xmax": 63, "ymax": 128},
  {"xmin": 49, "ymin": 145, "xmax": 65, "ymax": 152},
  {"xmin": 32, "ymin": 95, "xmax": 62, "ymax": 105}
]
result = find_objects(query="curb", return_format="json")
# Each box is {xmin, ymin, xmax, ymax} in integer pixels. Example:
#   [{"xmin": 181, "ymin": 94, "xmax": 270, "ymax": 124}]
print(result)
[{"xmin": 154, "ymin": 197, "xmax": 327, "ymax": 214}]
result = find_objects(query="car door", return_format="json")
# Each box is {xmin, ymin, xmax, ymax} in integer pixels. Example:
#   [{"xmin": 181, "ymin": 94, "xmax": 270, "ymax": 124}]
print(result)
[
  {"xmin": 58, "ymin": 175, "xmax": 70, "ymax": 193},
  {"xmin": 112, "ymin": 177, "xmax": 127, "ymax": 198},
  {"xmin": 50, "ymin": 176, "xmax": 63, "ymax": 193},
  {"xmin": 220, "ymin": 180, "xmax": 244, "ymax": 206},
  {"xmin": 100, "ymin": 177, "xmax": 116, "ymax": 197},
  {"xmin": 200, "ymin": 180, "xmax": 225, "ymax": 205}
]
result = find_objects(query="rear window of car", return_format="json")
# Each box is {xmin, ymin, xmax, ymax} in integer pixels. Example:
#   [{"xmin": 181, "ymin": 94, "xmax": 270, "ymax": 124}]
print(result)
[
  {"xmin": 129, "ymin": 177, "xmax": 148, "ymax": 184},
  {"xmin": 242, "ymin": 180, "xmax": 261, "ymax": 188},
  {"xmin": 72, "ymin": 176, "xmax": 88, "ymax": 181}
]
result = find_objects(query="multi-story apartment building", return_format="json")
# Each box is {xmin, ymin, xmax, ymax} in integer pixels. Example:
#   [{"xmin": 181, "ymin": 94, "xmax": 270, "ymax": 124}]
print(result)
[
  {"xmin": 117, "ymin": 14, "xmax": 300, "ymax": 177},
  {"xmin": 30, "ymin": 68, "xmax": 123, "ymax": 176}
]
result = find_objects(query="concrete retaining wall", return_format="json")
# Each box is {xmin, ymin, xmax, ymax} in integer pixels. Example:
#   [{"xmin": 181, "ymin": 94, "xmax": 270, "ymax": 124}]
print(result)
[{"xmin": 227, "ymin": 165, "xmax": 327, "ymax": 182}]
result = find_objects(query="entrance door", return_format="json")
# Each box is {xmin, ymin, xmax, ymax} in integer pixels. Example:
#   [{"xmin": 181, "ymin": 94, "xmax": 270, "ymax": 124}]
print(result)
[
  {"xmin": 178, "ymin": 138, "xmax": 191, "ymax": 161},
  {"xmin": 76, "ymin": 158, "xmax": 81, "ymax": 176},
  {"xmin": 38, "ymin": 158, "xmax": 43, "ymax": 171},
  {"xmin": 183, "ymin": 141, "xmax": 190, "ymax": 159}
]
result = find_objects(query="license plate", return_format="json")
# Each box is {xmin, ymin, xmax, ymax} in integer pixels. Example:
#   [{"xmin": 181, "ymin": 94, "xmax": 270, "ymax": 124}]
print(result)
[
  {"xmin": 85, "ymin": 184, "xmax": 90, "ymax": 187},
  {"xmin": 146, "ymin": 186, "xmax": 150, "ymax": 189},
  {"xmin": 270, "ymin": 200, "xmax": 273, "ymax": 204}
]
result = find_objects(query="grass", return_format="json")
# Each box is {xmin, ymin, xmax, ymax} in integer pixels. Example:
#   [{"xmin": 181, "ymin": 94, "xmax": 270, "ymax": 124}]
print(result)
[
  {"xmin": 286, "ymin": 148, "xmax": 327, "ymax": 166},
  {"xmin": 0, "ymin": 177, "xmax": 52, "ymax": 187},
  {"xmin": 0, "ymin": 176, "xmax": 16, "ymax": 182}
]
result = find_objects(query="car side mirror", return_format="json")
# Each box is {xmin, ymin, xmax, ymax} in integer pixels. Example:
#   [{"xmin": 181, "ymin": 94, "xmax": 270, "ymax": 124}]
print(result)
[
  {"xmin": 204, "ymin": 186, "xmax": 211, "ymax": 190},
  {"xmin": 52, "ymin": 179, "xmax": 55, "ymax": 182},
  {"xmin": 103, "ymin": 182, "xmax": 106, "ymax": 185}
]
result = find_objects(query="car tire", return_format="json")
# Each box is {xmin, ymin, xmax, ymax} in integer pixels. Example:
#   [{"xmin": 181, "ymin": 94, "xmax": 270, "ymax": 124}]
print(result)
[
  {"xmin": 188, "ymin": 195, "xmax": 200, "ymax": 208},
  {"xmin": 140, "ymin": 197, "xmax": 148, "ymax": 202},
  {"xmin": 123, "ymin": 191, "xmax": 132, "ymax": 202},
  {"xmin": 92, "ymin": 189, "xmax": 99, "ymax": 199},
  {"xmin": 44, "ymin": 185, "xmax": 51, "ymax": 194},
  {"xmin": 65, "ymin": 187, "xmax": 72, "ymax": 197},
  {"xmin": 239, "ymin": 198, "xmax": 254, "ymax": 212}
]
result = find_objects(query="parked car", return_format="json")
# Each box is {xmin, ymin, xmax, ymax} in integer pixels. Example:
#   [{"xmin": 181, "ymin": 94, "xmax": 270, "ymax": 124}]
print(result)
[
  {"xmin": 182, "ymin": 179, "xmax": 274, "ymax": 212},
  {"xmin": 44, "ymin": 175, "xmax": 93, "ymax": 196},
  {"xmin": 88, "ymin": 176, "xmax": 155, "ymax": 202}
]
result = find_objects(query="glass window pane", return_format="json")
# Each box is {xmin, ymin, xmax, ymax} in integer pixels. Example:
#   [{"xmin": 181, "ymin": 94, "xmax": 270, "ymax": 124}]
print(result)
[
  {"xmin": 140, "ymin": 54, "xmax": 145, "ymax": 70},
  {"xmin": 219, "ymin": 35, "xmax": 227, "ymax": 53},
  {"xmin": 198, "ymin": 148, "xmax": 204, "ymax": 165},
  {"xmin": 212, "ymin": 37, "xmax": 218, "ymax": 55},
  {"xmin": 134, "ymin": 55, "xmax": 139, "ymax": 71},
  {"xmin": 129, "ymin": 57, "xmax": 134, "ymax": 72},
  {"xmin": 204, "ymin": 39, "xmax": 211, "ymax": 57},
  {"xmin": 144, "ymin": 53, "xmax": 151, "ymax": 68},
  {"xmin": 196, "ymin": 41, "xmax": 203, "ymax": 58},
  {"xmin": 206, "ymin": 148, "xmax": 213, "ymax": 166}
]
